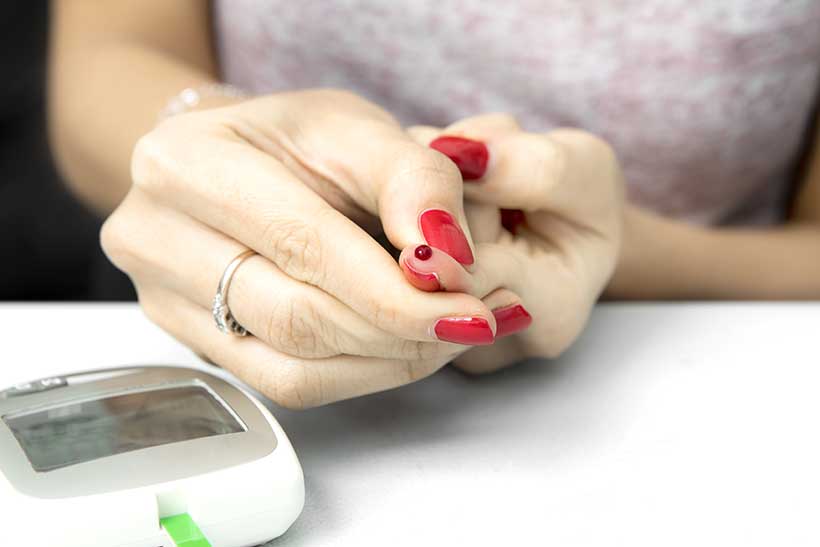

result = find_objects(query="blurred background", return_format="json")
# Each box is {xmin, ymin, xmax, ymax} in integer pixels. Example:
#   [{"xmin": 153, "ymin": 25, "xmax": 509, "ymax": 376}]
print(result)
[
  {"xmin": 0, "ymin": 2, "xmax": 133, "ymax": 301},
  {"xmin": 3, "ymin": 3, "xmax": 818, "ymax": 303}
]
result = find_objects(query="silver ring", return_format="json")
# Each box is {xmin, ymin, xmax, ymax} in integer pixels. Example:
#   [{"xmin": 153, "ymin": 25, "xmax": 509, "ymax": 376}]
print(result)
[{"xmin": 212, "ymin": 249, "xmax": 256, "ymax": 336}]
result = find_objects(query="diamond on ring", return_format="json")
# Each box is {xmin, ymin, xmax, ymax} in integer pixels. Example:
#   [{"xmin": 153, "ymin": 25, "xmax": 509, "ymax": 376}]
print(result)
[{"xmin": 212, "ymin": 249, "xmax": 256, "ymax": 337}]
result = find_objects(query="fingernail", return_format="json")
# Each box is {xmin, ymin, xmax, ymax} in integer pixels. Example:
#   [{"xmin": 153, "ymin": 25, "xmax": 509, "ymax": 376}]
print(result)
[
  {"xmin": 401, "ymin": 254, "xmax": 441, "ymax": 292},
  {"xmin": 434, "ymin": 317, "xmax": 495, "ymax": 345},
  {"xmin": 493, "ymin": 304, "xmax": 533, "ymax": 338},
  {"xmin": 429, "ymin": 136, "xmax": 489, "ymax": 181},
  {"xmin": 500, "ymin": 209, "xmax": 526, "ymax": 235},
  {"xmin": 419, "ymin": 209, "xmax": 474, "ymax": 265}
]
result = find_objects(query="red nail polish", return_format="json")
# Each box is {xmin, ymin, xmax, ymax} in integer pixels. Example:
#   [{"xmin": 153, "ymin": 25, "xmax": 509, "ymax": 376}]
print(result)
[
  {"xmin": 415, "ymin": 244, "xmax": 433, "ymax": 260},
  {"xmin": 402, "ymin": 260, "xmax": 441, "ymax": 291},
  {"xmin": 500, "ymin": 209, "xmax": 525, "ymax": 235},
  {"xmin": 434, "ymin": 317, "xmax": 494, "ymax": 345},
  {"xmin": 419, "ymin": 209, "xmax": 474, "ymax": 266},
  {"xmin": 493, "ymin": 304, "xmax": 532, "ymax": 338},
  {"xmin": 429, "ymin": 136, "xmax": 489, "ymax": 181}
]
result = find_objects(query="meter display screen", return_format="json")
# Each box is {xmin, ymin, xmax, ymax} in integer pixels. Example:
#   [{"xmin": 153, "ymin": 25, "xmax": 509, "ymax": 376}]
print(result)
[{"xmin": 2, "ymin": 385, "xmax": 245, "ymax": 472}]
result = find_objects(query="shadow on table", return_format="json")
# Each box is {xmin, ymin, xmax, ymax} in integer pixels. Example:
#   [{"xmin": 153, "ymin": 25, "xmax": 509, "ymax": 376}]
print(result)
[
  {"xmin": 262, "ymin": 306, "xmax": 680, "ymax": 546},
  {"xmin": 264, "ymin": 360, "xmax": 568, "ymax": 546},
  {"xmin": 263, "ymin": 306, "xmax": 665, "ymax": 545}
]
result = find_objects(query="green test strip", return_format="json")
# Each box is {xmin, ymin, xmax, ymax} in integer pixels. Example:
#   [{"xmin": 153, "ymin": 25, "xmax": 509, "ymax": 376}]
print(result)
[{"xmin": 160, "ymin": 513, "xmax": 212, "ymax": 547}]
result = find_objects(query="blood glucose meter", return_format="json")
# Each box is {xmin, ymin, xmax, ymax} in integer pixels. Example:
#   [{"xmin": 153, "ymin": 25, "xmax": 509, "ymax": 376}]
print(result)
[{"xmin": 0, "ymin": 366, "xmax": 304, "ymax": 547}]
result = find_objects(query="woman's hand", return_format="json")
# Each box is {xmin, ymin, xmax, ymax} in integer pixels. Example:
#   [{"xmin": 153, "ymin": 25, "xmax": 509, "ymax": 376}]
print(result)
[
  {"xmin": 101, "ymin": 90, "xmax": 521, "ymax": 407},
  {"xmin": 406, "ymin": 114, "xmax": 625, "ymax": 373}
]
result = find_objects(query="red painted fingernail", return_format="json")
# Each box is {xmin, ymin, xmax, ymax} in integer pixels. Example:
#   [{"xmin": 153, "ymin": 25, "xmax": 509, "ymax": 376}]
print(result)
[
  {"xmin": 430, "ymin": 136, "xmax": 489, "ymax": 181},
  {"xmin": 500, "ymin": 209, "xmax": 525, "ymax": 235},
  {"xmin": 415, "ymin": 244, "xmax": 433, "ymax": 260},
  {"xmin": 493, "ymin": 304, "xmax": 533, "ymax": 338},
  {"xmin": 419, "ymin": 209, "xmax": 474, "ymax": 265},
  {"xmin": 434, "ymin": 317, "xmax": 494, "ymax": 345},
  {"xmin": 402, "ymin": 259, "xmax": 441, "ymax": 291}
]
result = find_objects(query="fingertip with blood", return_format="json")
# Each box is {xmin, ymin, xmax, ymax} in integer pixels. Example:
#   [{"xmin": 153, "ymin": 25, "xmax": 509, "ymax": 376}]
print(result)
[
  {"xmin": 400, "ymin": 245, "xmax": 441, "ymax": 292},
  {"xmin": 399, "ymin": 244, "xmax": 472, "ymax": 293}
]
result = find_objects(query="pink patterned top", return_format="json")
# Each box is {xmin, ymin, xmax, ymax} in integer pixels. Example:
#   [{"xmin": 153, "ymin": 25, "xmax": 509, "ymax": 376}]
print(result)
[{"xmin": 214, "ymin": 0, "xmax": 820, "ymax": 225}]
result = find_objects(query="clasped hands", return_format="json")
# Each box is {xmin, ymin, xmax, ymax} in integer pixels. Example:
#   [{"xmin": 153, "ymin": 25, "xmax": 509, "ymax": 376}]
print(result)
[{"xmin": 102, "ymin": 90, "xmax": 624, "ymax": 408}]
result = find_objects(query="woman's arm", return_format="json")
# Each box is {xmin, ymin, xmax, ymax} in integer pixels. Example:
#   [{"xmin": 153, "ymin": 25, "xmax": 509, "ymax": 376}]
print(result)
[
  {"xmin": 49, "ymin": 0, "xmax": 229, "ymax": 214},
  {"xmin": 606, "ymin": 115, "xmax": 820, "ymax": 300}
]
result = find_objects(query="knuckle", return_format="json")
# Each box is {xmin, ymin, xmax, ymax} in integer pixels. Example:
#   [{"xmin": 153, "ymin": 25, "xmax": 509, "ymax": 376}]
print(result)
[
  {"xmin": 99, "ymin": 210, "xmax": 127, "ymax": 267},
  {"xmin": 295, "ymin": 88, "xmax": 397, "ymax": 125},
  {"xmin": 393, "ymin": 146, "xmax": 463, "ymax": 187},
  {"xmin": 546, "ymin": 129, "xmax": 624, "ymax": 208},
  {"xmin": 315, "ymin": 88, "xmax": 361, "ymax": 105},
  {"xmin": 493, "ymin": 112, "xmax": 520, "ymax": 126},
  {"xmin": 130, "ymin": 130, "xmax": 174, "ymax": 193},
  {"xmin": 531, "ymin": 134, "xmax": 569, "ymax": 187},
  {"xmin": 537, "ymin": 293, "xmax": 589, "ymax": 358},
  {"xmin": 566, "ymin": 129, "xmax": 615, "ymax": 155},
  {"xmin": 447, "ymin": 113, "xmax": 520, "ymax": 135},
  {"xmin": 263, "ymin": 214, "xmax": 325, "ymax": 284},
  {"xmin": 477, "ymin": 112, "xmax": 521, "ymax": 130},
  {"xmin": 592, "ymin": 136, "xmax": 617, "ymax": 164},
  {"xmin": 551, "ymin": 128, "xmax": 618, "ymax": 169},
  {"xmin": 100, "ymin": 201, "xmax": 143, "ymax": 275},
  {"xmin": 365, "ymin": 298, "xmax": 403, "ymax": 334},
  {"xmin": 264, "ymin": 289, "xmax": 332, "ymax": 358},
  {"xmin": 390, "ymin": 337, "xmax": 447, "ymax": 361},
  {"xmin": 131, "ymin": 116, "xmax": 214, "ymax": 196}
]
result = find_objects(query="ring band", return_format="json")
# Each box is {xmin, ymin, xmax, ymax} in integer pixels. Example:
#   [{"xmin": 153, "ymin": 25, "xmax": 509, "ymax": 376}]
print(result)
[{"xmin": 212, "ymin": 249, "xmax": 256, "ymax": 336}]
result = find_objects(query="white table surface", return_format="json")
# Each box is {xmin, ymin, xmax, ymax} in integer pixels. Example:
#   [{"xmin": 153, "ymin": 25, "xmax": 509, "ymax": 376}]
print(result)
[{"xmin": 1, "ymin": 303, "xmax": 819, "ymax": 546}]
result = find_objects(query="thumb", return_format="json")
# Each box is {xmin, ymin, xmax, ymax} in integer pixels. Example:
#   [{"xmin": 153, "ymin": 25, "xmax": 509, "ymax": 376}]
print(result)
[{"xmin": 372, "ymin": 133, "xmax": 478, "ymax": 268}]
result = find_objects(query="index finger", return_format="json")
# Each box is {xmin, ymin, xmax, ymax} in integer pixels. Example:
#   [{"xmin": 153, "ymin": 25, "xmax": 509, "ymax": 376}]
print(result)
[{"xmin": 246, "ymin": 91, "xmax": 479, "ymax": 267}]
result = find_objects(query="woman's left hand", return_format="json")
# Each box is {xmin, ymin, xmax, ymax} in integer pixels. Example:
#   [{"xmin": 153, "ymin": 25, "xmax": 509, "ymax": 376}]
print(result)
[{"xmin": 405, "ymin": 115, "xmax": 625, "ymax": 373}]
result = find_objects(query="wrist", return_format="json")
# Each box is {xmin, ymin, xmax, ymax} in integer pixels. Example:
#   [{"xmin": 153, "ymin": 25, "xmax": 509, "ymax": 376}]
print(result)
[
  {"xmin": 603, "ymin": 204, "xmax": 640, "ymax": 299},
  {"xmin": 603, "ymin": 204, "xmax": 711, "ymax": 299},
  {"xmin": 158, "ymin": 83, "xmax": 248, "ymax": 121}
]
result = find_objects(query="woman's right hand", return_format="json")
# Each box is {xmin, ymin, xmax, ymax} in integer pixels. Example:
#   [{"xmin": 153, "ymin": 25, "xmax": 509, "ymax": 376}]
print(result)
[
  {"xmin": 101, "ymin": 89, "xmax": 521, "ymax": 408},
  {"xmin": 404, "ymin": 115, "xmax": 625, "ymax": 373}
]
